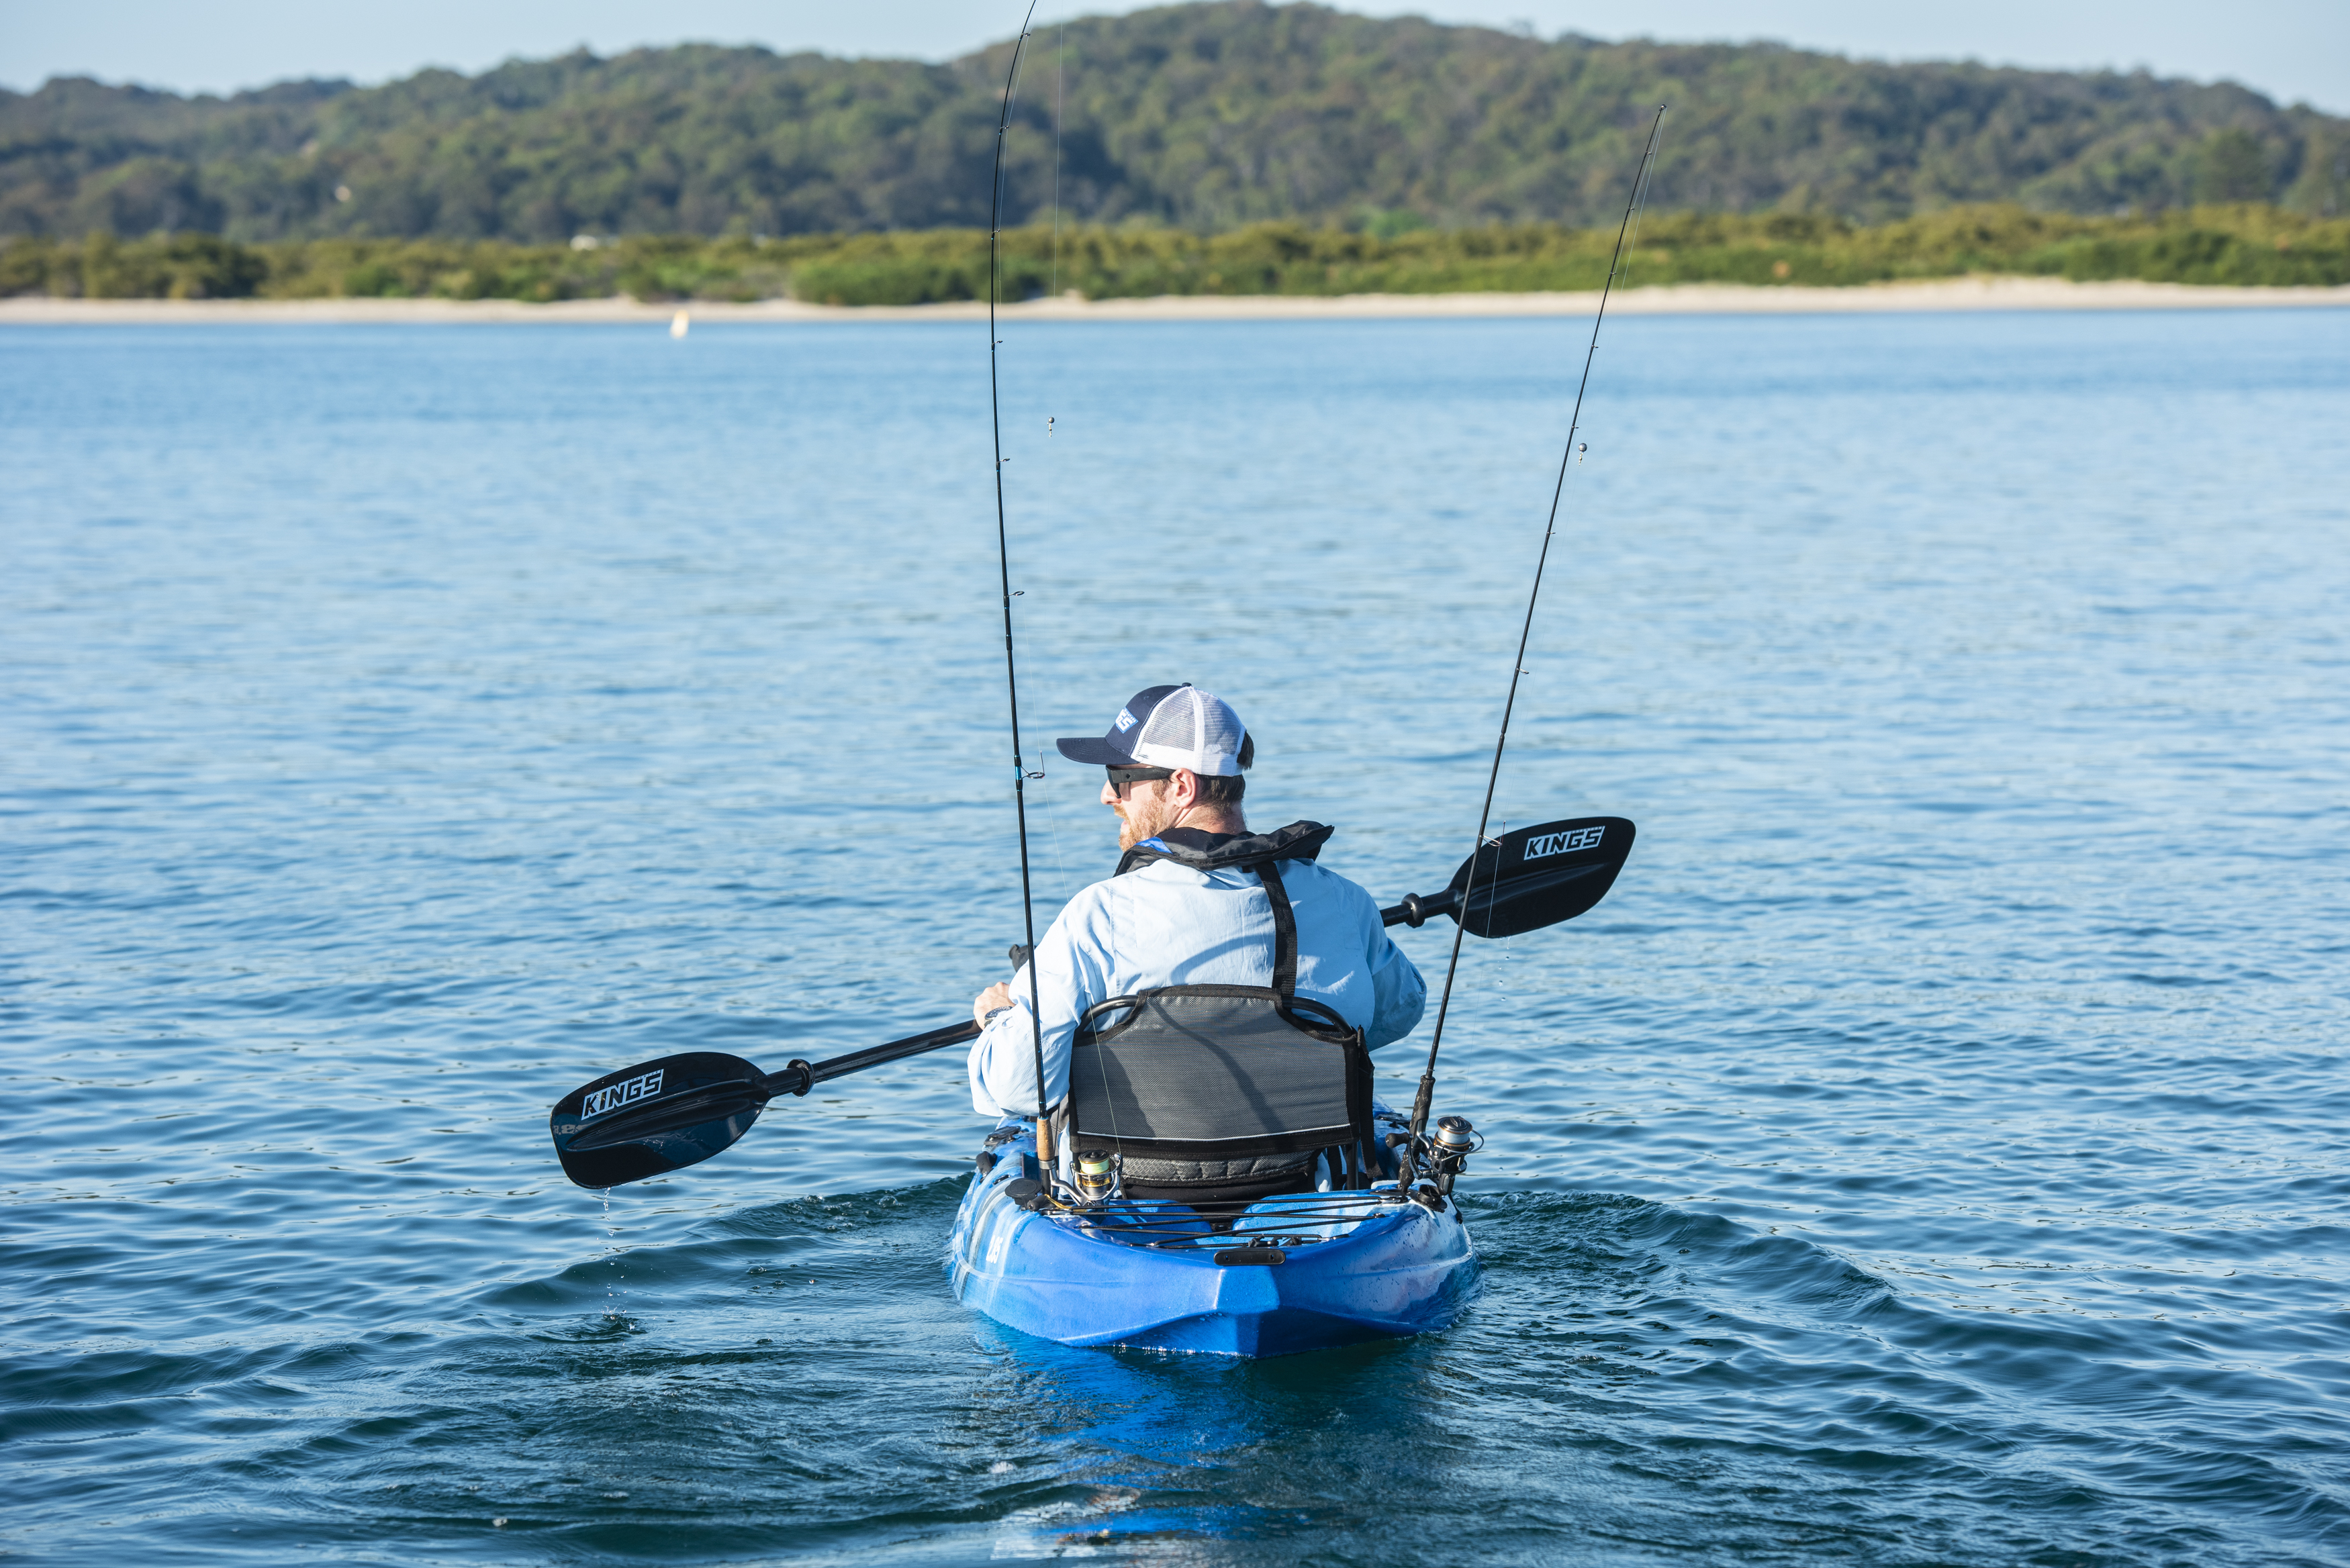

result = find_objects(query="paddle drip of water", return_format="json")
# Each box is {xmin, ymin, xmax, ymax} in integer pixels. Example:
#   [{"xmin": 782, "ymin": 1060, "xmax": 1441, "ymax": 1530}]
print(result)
[{"xmin": 600, "ymin": 1189, "xmax": 627, "ymax": 1322}]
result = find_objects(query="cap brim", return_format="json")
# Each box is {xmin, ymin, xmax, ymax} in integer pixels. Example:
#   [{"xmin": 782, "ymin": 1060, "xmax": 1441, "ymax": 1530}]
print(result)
[{"xmin": 1055, "ymin": 736, "xmax": 1137, "ymax": 765}]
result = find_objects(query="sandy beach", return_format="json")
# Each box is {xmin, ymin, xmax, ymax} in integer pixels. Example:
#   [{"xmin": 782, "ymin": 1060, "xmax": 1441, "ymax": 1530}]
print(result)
[{"xmin": 3, "ymin": 275, "xmax": 2347, "ymax": 326}]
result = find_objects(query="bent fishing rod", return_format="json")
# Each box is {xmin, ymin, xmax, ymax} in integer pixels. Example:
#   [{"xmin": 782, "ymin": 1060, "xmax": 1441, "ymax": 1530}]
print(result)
[
  {"xmin": 1403, "ymin": 105, "xmax": 1670, "ymax": 1173},
  {"xmin": 986, "ymin": 3, "xmax": 1054, "ymax": 1165}
]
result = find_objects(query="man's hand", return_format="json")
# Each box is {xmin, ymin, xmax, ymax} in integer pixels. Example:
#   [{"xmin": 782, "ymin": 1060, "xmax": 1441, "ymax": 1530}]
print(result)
[{"xmin": 973, "ymin": 981, "xmax": 1015, "ymax": 1030}]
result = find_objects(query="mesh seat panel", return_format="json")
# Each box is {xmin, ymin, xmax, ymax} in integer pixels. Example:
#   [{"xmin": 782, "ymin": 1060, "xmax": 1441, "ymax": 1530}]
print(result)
[{"xmin": 1068, "ymin": 986, "xmax": 1372, "ymax": 1200}]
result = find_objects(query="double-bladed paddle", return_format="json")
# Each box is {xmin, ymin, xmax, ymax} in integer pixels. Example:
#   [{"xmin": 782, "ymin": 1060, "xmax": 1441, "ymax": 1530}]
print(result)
[{"xmin": 548, "ymin": 814, "xmax": 1634, "ymax": 1189}]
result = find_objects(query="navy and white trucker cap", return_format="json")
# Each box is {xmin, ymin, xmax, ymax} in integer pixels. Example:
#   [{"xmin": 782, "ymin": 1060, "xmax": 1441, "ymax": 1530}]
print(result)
[{"xmin": 1055, "ymin": 685, "xmax": 1250, "ymax": 777}]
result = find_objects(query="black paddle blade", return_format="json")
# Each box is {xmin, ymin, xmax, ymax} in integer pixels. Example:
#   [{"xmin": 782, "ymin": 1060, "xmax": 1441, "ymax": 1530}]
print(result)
[
  {"xmin": 1451, "ymin": 816, "xmax": 1636, "ymax": 937},
  {"xmin": 549, "ymin": 1051, "xmax": 772, "ymax": 1190}
]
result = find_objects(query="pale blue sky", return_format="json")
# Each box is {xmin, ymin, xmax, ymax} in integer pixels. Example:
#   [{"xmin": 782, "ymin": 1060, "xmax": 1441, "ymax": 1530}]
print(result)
[{"xmin": 5, "ymin": 0, "xmax": 2344, "ymax": 115}]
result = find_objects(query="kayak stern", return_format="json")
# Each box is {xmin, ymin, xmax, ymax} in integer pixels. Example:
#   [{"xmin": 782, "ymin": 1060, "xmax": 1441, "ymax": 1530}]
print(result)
[{"xmin": 946, "ymin": 1128, "xmax": 1478, "ymax": 1357}]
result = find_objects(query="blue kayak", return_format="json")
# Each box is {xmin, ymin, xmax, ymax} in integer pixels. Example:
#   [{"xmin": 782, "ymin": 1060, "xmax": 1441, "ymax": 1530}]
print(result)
[{"xmin": 945, "ymin": 1120, "xmax": 1479, "ymax": 1357}]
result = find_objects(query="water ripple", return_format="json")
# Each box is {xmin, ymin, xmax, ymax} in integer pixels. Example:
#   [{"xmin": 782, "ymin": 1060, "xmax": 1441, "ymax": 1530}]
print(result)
[{"xmin": 4, "ymin": 312, "xmax": 2346, "ymax": 1565}]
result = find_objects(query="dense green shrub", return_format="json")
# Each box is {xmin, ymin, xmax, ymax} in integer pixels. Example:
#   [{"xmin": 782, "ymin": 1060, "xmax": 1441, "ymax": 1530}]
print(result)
[
  {"xmin": 1, "ymin": 231, "xmax": 273, "ymax": 297},
  {"xmin": 4, "ymin": 205, "xmax": 2343, "ymax": 303}
]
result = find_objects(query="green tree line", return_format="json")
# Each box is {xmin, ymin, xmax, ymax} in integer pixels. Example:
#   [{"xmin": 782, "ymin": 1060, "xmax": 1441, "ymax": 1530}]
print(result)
[
  {"xmin": 7, "ymin": 205, "xmax": 2343, "ymax": 303},
  {"xmin": 4, "ymin": 3, "xmax": 2347, "ymax": 246}
]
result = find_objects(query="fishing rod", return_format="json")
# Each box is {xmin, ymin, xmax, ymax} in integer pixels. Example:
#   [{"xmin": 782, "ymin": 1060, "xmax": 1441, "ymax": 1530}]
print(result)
[
  {"xmin": 1403, "ymin": 105, "xmax": 1669, "ymax": 1173},
  {"xmin": 986, "ymin": 3, "xmax": 1054, "ymax": 1169}
]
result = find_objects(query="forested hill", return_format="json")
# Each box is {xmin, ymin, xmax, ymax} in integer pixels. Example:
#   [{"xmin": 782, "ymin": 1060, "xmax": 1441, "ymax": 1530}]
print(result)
[{"xmin": 5, "ymin": 1, "xmax": 2346, "ymax": 243}]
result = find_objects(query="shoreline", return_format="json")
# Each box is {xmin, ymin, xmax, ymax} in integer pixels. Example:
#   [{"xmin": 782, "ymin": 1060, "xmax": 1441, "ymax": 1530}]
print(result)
[{"xmin": 5, "ymin": 276, "xmax": 2348, "ymax": 324}]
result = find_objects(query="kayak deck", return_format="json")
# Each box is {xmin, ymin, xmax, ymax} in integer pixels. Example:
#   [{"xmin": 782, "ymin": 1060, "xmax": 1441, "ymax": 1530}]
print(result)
[{"xmin": 946, "ymin": 1124, "xmax": 1478, "ymax": 1357}]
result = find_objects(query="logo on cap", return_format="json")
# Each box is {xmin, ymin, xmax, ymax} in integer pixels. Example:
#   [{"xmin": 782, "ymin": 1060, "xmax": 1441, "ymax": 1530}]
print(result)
[{"xmin": 1114, "ymin": 708, "xmax": 1137, "ymax": 732}]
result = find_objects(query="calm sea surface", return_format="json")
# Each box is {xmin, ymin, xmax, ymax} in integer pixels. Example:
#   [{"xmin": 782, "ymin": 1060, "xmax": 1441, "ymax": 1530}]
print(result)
[{"xmin": 4, "ymin": 308, "xmax": 2347, "ymax": 1565}]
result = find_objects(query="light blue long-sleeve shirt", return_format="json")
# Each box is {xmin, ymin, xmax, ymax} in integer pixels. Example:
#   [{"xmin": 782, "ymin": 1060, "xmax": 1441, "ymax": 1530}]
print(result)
[{"xmin": 968, "ymin": 854, "xmax": 1426, "ymax": 1118}]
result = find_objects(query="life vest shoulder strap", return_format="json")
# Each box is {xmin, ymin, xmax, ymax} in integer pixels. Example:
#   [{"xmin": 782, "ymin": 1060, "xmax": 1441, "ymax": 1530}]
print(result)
[
  {"xmin": 1113, "ymin": 820, "xmax": 1333, "ymax": 878},
  {"xmin": 1116, "ymin": 820, "xmax": 1331, "ymax": 1000}
]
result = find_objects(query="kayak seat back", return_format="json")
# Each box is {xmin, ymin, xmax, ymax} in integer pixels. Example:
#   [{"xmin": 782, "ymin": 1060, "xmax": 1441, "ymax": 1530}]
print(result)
[{"xmin": 1068, "ymin": 986, "xmax": 1376, "ymax": 1205}]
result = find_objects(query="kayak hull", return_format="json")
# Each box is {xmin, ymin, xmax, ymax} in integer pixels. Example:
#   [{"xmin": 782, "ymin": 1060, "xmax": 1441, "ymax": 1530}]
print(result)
[{"xmin": 946, "ymin": 1126, "xmax": 1478, "ymax": 1357}]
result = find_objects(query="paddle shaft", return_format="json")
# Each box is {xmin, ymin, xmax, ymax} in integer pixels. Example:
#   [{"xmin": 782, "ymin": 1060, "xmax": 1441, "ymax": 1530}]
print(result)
[{"xmin": 761, "ymin": 1018, "xmax": 983, "ymax": 1099}]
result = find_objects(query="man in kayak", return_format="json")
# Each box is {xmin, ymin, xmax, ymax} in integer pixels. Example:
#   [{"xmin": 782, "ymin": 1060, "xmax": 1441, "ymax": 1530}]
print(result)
[{"xmin": 967, "ymin": 683, "xmax": 1424, "ymax": 1120}]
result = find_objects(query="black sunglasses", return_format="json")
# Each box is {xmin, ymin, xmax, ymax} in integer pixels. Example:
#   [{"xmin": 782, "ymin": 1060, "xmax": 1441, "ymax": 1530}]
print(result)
[{"xmin": 1106, "ymin": 765, "xmax": 1176, "ymax": 791}]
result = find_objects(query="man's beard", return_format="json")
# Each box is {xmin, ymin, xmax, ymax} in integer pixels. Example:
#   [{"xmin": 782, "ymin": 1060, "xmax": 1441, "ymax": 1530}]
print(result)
[{"xmin": 1115, "ymin": 797, "xmax": 1166, "ymax": 852}]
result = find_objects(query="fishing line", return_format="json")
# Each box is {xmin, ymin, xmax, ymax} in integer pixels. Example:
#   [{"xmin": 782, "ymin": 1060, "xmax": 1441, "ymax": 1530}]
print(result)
[
  {"xmin": 1050, "ymin": 20, "xmax": 1066, "ymax": 303},
  {"xmin": 987, "ymin": 2, "xmax": 1054, "ymax": 1162},
  {"xmin": 1033, "ymin": 22, "xmax": 1079, "ymax": 913},
  {"xmin": 1405, "ymin": 105, "xmax": 1669, "ymax": 1160},
  {"xmin": 1021, "ymin": 10, "xmax": 1085, "ymax": 1095},
  {"xmin": 1467, "ymin": 150, "xmax": 1662, "ymax": 1023},
  {"xmin": 977, "ymin": 4, "xmax": 1080, "ymax": 1134}
]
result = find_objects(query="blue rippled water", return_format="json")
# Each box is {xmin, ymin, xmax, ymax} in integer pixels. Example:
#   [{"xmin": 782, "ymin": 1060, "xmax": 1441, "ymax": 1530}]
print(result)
[{"xmin": 5, "ymin": 307, "xmax": 2347, "ymax": 1565}]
